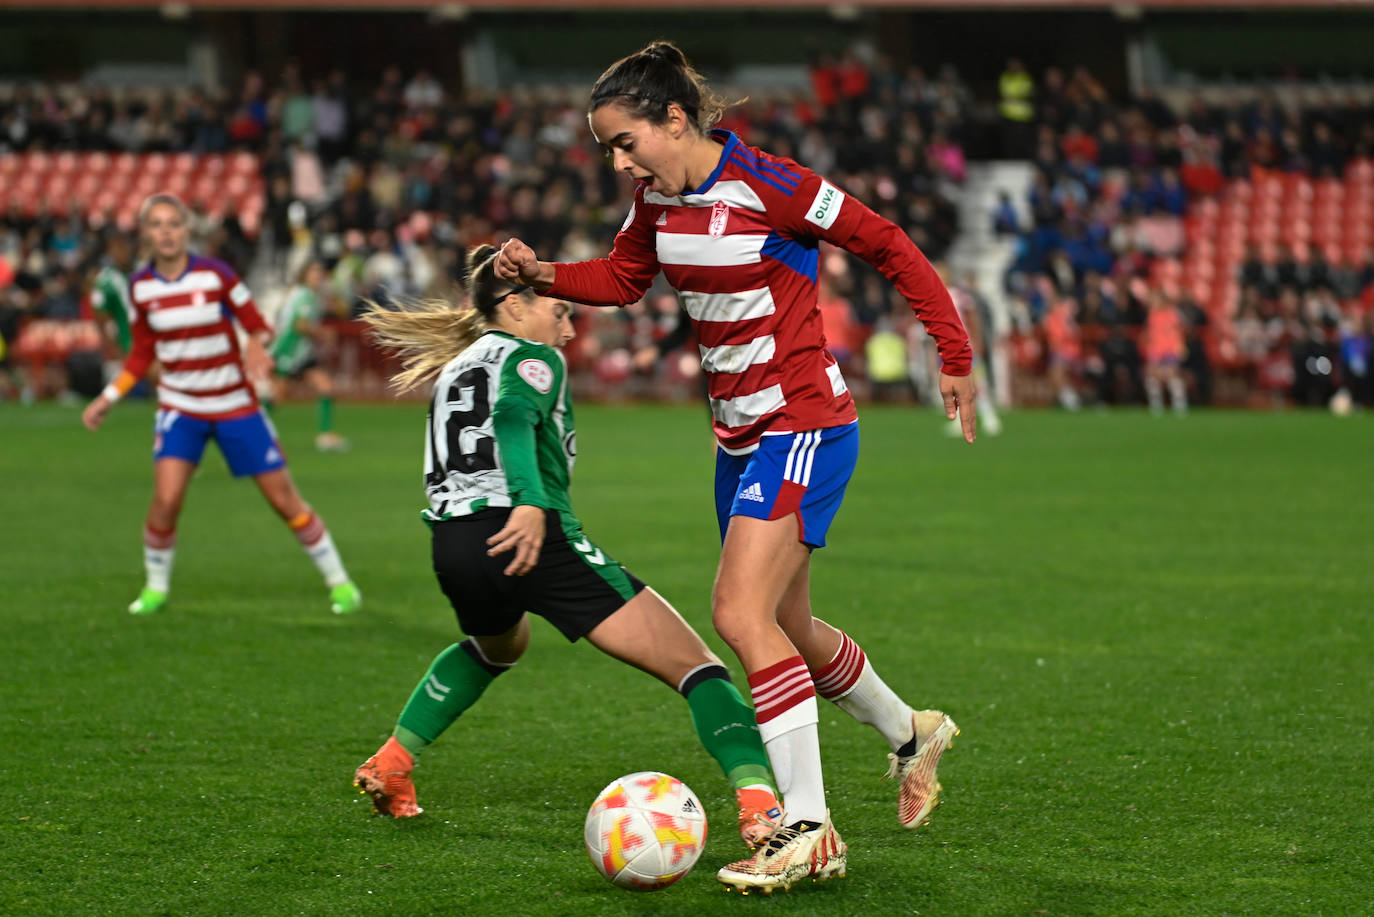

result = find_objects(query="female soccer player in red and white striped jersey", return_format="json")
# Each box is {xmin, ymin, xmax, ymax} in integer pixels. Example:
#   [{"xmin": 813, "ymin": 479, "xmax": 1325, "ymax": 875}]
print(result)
[
  {"xmin": 497, "ymin": 41, "xmax": 972, "ymax": 893},
  {"xmin": 81, "ymin": 193, "xmax": 360, "ymax": 617}
]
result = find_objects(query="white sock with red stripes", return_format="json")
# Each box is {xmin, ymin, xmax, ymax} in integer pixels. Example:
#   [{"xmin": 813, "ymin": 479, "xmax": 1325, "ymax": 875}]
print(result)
[
  {"xmin": 812, "ymin": 630, "xmax": 915, "ymax": 753},
  {"xmin": 748, "ymin": 655, "xmax": 826, "ymax": 825},
  {"xmin": 143, "ymin": 525, "xmax": 176, "ymax": 593},
  {"xmin": 289, "ymin": 511, "xmax": 350, "ymax": 587}
]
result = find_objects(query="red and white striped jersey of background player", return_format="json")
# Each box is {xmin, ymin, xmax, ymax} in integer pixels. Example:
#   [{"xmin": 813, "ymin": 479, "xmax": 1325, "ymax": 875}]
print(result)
[
  {"xmin": 547, "ymin": 129, "xmax": 972, "ymax": 454},
  {"xmin": 114, "ymin": 255, "xmax": 271, "ymax": 419}
]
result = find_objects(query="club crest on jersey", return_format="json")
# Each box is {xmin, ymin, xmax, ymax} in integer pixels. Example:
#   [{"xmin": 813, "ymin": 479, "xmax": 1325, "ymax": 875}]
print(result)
[
  {"xmin": 517, "ymin": 358, "xmax": 553, "ymax": 394},
  {"xmin": 709, "ymin": 200, "xmax": 730, "ymax": 237}
]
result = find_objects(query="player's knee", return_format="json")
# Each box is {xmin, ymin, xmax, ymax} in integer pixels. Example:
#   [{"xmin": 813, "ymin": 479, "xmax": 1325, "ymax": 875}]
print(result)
[
  {"xmin": 148, "ymin": 496, "xmax": 182, "ymax": 527},
  {"xmin": 472, "ymin": 617, "xmax": 529, "ymax": 665},
  {"xmin": 710, "ymin": 595, "xmax": 763, "ymax": 645}
]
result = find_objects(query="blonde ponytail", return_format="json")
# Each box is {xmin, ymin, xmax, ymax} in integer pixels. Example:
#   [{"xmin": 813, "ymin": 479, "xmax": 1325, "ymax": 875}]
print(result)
[
  {"xmin": 362, "ymin": 244, "xmax": 527, "ymax": 392},
  {"xmin": 362, "ymin": 299, "xmax": 488, "ymax": 392}
]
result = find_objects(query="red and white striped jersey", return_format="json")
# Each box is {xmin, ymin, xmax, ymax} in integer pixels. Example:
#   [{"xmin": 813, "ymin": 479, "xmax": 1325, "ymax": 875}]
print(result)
[
  {"xmin": 547, "ymin": 130, "xmax": 971, "ymax": 453},
  {"xmin": 122, "ymin": 255, "xmax": 270, "ymax": 420}
]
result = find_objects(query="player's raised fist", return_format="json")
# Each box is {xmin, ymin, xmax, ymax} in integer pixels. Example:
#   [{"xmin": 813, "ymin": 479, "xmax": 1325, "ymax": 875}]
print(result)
[{"xmin": 495, "ymin": 238, "xmax": 538, "ymax": 284}]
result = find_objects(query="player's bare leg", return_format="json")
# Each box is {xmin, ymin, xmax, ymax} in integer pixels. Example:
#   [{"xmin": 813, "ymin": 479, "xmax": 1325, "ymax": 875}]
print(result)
[
  {"xmin": 129, "ymin": 457, "xmax": 195, "ymax": 614},
  {"xmin": 254, "ymin": 468, "xmax": 359, "ymax": 613},
  {"xmin": 711, "ymin": 515, "xmax": 845, "ymax": 886}
]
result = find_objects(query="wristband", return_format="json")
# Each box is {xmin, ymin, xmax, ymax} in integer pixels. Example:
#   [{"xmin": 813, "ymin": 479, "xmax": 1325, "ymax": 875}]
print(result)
[{"xmin": 101, "ymin": 383, "xmax": 123, "ymax": 404}]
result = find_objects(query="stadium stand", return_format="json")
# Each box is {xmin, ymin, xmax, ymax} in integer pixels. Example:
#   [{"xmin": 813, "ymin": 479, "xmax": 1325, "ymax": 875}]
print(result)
[
  {"xmin": 3, "ymin": 56, "xmax": 1373, "ymax": 408},
  {"xmin": 999, "ymin": 68, "xmax": 1374, "ymax": 408}
]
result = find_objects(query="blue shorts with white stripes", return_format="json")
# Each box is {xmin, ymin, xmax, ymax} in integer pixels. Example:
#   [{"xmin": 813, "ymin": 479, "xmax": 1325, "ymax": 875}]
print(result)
[
  {"xmin": 153, "ymin": 408, "xmax": 286, "ymax": 478},
  {"xmin": 713, "ymin": 422, "xmax": 858, "ymax": 549}
]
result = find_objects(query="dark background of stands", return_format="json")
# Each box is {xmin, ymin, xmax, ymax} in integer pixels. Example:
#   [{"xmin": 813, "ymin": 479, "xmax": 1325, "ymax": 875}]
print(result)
[{"xmin": 7, "ymin": 7, "xmax": 1374, "ymax": 97}]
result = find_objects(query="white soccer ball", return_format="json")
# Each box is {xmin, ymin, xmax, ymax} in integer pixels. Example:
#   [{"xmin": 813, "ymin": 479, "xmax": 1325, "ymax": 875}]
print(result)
[
  {"xmin": 584, "ymin": 771, "xmax": 707, "ymax": 891},
  {"xmin": 1329, "ymin": 388, "xmax": 1354, "ymax": 416}
]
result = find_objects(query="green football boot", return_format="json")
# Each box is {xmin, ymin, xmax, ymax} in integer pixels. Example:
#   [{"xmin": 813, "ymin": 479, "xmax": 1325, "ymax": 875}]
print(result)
[
  {"xmin": 128, "ymin": 588, "xmax": 168, "ymax": 615},
  {"xmin": 330, "ymin": 581, "xmax": 362, "ymax": 615}
]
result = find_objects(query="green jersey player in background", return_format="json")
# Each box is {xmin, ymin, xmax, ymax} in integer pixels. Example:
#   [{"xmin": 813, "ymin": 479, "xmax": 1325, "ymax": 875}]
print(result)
[
  {"xmin": 88, "ymin": 232, "xmax": 137, "ymax": 390},
  {"xmin": 354, "ymin": 244, "xmax": 784, "ymax": 849},
  {"xmin": 269, "ymin": 259, "xmax": 347, "ymax": 451}
]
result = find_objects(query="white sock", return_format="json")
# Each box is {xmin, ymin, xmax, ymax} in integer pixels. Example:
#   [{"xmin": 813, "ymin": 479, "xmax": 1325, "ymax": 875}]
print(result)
[
  {"xmin": 143, "ymin": 526, "xmax": 175, "ymax": 593},
  {"xmin": 1146, "ymin": 377, "xmax": 1164, "ymax": 412},
  {"xmin": 750, "ymin": 656, "xmax": 826, "ymax": 825},
  {"xmin": 1168, "ymin": 377, "xmax": 1188, "ymax": 413},
  {"xmin": 292, "ymin": 512, "xmax": 349, "ymax": 587},
  {"xmin": 762, "ymin": 718, "xmax": 826, "ymax": 826},
  {"xmin": 814, "ymin": 631, "xmax": 914, "ymax": 753},
  {"xmin": 981, "ymin": 397, "xmax": 1002, "ymax": 426}
]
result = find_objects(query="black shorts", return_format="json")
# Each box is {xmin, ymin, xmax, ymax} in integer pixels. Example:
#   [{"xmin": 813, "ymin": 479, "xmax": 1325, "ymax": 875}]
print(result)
[{"xmin": 431, "ymin": 508, "xmax": 646, "ymax": 642}]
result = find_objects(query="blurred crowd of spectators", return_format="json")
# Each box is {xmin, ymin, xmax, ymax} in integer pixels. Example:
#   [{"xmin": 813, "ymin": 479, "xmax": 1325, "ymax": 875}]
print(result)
[
  {"xmin": 995, "ymin": 62, "xmax": 1374, "ymax": 409},
  {"xmin": 1, "ymin": 50, "xmax": 976, "ymax": 401},
  {"xmin": 6, "ymin": 54, "xmax": 1374, "ymax": 410}
]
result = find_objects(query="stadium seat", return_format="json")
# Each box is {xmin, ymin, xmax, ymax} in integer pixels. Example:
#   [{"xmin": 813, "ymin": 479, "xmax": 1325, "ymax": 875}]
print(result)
[
  {"xmin": 134, "ymin": 173, "xmax": 161, "ymax": 196},
  {"xmin": 156, "ymin": 172, "xmax": 187, "ymax": 197},
  {"xmin": 74, "ymin": 172, "xmax": 102, "ymax": 200},
  {"xmin": 1225, "ymin": 179, "xmax": 1252, "ymax": 202},
  {"xmin": 230, "ymin": 152, "xmax": 258, "ymax": 176},
  {"xmin": 141, "ymin": 153, "xmax": 170, "ymax": 176},
  {"xmin": 200, "ymin": 154, "xmax": 227, "ymax": 179},
  {"xmin": 22, "ymin": 151, "xmax": 51, "ymax": 174},
  {"xmin": 81, "ymin": 152, "xmax": 111, "ymax": 176}
]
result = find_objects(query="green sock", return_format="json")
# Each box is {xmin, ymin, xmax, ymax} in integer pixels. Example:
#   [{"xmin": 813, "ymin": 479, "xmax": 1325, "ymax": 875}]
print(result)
[
  {"xmin": 393, "ymin": 726, "xmax": 431, "ymax": 759},
  {"xmin": 317, "ymin": 396, "xmax": 333, "ymax": 434},
  {"xmin": 394, "ymin": 642, "xmax": 498, "ymax": 758},
  {"xmin": 685, "ymin": 675, "xmax": 778, "ymax": 793}
]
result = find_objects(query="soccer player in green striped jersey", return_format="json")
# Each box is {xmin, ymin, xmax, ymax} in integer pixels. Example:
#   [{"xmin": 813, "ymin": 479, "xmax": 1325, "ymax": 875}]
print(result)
[
  {"xmin": 270, "ymin": 260, "xmax": 346, "ymax": 451},
  {"xmin": 89, "ymin": 233, "xmax": 135, "ymax": 353},
  {"xmin": 353, "ymin": 244, "xmax": 783, "ymax": 847}
]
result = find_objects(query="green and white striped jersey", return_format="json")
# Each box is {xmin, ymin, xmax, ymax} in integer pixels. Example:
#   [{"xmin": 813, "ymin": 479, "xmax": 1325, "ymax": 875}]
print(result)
[
  {"xmin": 270, "ymin": 284, "xmax": 320, "ymax": 374},
  {"xmin": 422, "ymin": 330, "xmax": 576, "ymax": 522},
  {"xmin": 90, "ymin": 265, "xmax": 133, "ymax": 352}
]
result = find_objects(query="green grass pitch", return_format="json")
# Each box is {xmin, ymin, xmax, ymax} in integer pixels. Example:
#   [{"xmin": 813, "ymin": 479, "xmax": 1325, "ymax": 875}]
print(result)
[{"xmin": 2, "ymin": 401, "xmax": 1371, "ymax": 916}]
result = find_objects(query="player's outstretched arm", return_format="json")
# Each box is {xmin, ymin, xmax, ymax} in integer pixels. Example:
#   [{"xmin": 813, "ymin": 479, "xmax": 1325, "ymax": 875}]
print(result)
[
  {"xmin": 940, "ymin": 372, "xmax": 978, "ymax": 444},
  {"xmin": 495, "ymin": 238, "xmax": 555, "ymax": 291}
]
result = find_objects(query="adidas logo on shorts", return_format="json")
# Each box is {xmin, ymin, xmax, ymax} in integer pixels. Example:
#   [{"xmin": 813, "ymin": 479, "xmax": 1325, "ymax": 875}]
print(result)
[{"xmin": 739, "ymin": 482, "xmax": 766, "ymax": 503}]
